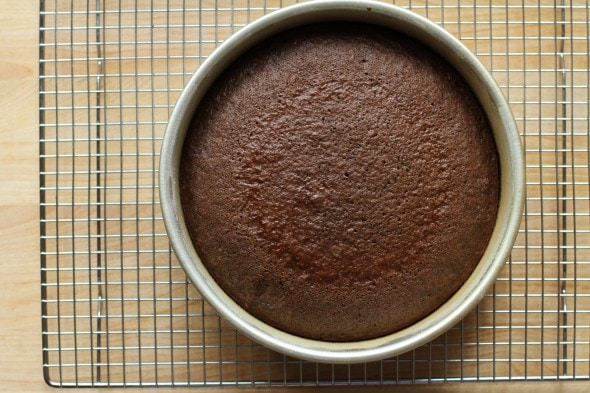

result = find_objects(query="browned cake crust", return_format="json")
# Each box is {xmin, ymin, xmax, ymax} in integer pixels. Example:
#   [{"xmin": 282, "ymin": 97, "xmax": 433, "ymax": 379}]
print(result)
[{"xmin": 180, "ymin": 23, "xmax": 499, "ymax": 341}]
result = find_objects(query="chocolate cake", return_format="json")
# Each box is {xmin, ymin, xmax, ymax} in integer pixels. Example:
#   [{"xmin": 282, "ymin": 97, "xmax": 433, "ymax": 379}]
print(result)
[{"xmin": 179, "ymin": 23, "xmax": 499, "ymax": 341}]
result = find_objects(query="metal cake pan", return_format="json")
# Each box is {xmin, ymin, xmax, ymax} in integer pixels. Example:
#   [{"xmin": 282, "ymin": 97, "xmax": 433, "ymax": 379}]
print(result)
[{"xmin": 159, "ymin": 0, "xmax": 525, "ymax": 364}]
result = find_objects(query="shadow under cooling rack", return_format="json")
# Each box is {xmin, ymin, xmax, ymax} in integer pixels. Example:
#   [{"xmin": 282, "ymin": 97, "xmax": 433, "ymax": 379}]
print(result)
[{"xmin": 39, "ymin": 0, "xmax": 590, "ymax": 387}]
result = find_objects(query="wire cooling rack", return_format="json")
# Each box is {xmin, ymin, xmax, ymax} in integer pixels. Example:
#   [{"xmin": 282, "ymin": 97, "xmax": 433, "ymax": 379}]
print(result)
[{"xmin": 39, "ymin": 0, "xmax": 590, "ymax": 387}]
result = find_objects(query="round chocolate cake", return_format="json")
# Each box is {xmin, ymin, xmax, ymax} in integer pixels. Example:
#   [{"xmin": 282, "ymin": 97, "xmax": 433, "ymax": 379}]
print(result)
[{"xmin": 180, "ymin": 23, "xmax": 499, "ymax": 341}]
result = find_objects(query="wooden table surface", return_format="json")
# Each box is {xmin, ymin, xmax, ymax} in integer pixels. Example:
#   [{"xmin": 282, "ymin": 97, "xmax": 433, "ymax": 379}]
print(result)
[{"xmin": 0, "ymin": 1, "xmax": 588, "ymax": 392}]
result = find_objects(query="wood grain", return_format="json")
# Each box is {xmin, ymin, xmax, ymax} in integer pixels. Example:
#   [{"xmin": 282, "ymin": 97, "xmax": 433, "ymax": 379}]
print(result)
[
  {"xmin": 0, "ymin": 0, "xmax": 45, "ymax": 391},
  {"xmin": 0, "ymin": 0, "xmax": 588, "ymax": 391}
]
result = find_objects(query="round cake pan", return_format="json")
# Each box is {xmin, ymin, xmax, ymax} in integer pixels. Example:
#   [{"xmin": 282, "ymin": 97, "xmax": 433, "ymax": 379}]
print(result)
[{"xmin": 160, "ymin": 0, "xmax": 525, "ymax": 364}]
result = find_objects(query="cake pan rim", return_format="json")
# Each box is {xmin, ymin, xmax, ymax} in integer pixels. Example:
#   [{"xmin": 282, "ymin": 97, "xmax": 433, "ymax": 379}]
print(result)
[{"xmin": 159, "ymin": 0, "xmax": 525, "ymax": 364}]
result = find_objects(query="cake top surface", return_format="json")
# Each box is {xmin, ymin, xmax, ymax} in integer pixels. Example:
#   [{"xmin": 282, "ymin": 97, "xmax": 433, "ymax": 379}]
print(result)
[{"xmin": 180, "ymin": 23, "xmax": 499, "ymax": 341}]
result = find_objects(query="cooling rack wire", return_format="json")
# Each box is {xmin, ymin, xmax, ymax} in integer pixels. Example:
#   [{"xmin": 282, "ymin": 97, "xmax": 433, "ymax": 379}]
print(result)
[{"xmin": 39, "ymin": 0, "xmax": 590, "ymax": 387}]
